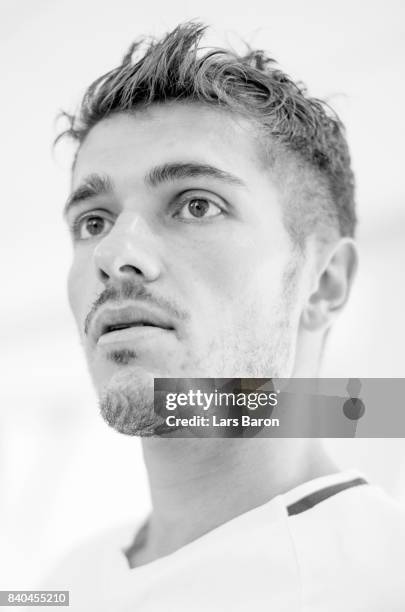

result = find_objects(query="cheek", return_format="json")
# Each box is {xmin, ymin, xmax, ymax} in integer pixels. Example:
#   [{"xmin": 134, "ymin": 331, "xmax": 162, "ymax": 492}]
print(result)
[
  {"xmin": 181, "ymin": 242, "xmax": 242, "ymax": 303},
  {"xmin": 190, "ymin": 235, "xmax": 289, "ymax": 305},
  {"xmin": 67, "ymin": 255, "xmax": 93, "ymax": 327}
]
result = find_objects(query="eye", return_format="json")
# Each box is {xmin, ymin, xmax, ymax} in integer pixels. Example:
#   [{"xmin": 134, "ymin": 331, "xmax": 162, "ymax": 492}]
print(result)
[
  {"xmin": 175, "ymin": 194, "xmax": 224, "ymax": 221},
  {"xmin": 72, "ymin": 213, "xmax": 113, "ymax": 240}
]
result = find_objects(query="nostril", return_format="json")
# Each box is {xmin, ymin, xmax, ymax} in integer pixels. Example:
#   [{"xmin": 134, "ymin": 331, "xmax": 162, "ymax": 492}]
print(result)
[
  {"xmin": 119, "ymin": 264, "xmax": 143, "ymax": 275},
  {"xmin": 98, "ymin": 268, "xmax": 109, "ymax": 282},
  {"xmin": 96, "ymin": 262, "xmax": 144, "ymax": 285}
]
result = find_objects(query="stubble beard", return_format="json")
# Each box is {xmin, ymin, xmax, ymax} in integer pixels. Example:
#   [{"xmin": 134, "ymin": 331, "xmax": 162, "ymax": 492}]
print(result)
[
  {"xmin": 96, "ymin": 303, "xmax": 299, "ymax": 437},
  {"xmin": 95, "ymin": 255, "xmax": 302, "ymax": 437},
  {"xmin": 98, "ymin": 366, "xmax": 161, "ymax": 436}
]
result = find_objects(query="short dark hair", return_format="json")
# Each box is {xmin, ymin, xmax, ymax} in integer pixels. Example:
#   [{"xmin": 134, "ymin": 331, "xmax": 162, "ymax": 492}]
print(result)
[{"xmin": 58, "ymin": 22, "xmax": 356, "ymax": 244}]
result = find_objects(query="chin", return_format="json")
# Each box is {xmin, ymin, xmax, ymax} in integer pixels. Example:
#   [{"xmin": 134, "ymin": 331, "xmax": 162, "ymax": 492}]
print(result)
[{"xmin": 96, "ymin": 364, "xmax": 165, "ymax": 437}]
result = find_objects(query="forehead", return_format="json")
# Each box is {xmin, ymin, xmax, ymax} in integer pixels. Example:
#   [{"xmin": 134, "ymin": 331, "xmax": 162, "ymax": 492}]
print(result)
[{"xmin": 72, "ymin": 103, "xmax": 266, "ymax": 187}]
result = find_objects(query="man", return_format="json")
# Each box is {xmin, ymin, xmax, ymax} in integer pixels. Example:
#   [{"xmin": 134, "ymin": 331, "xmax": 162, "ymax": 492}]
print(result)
[{"xmin": 46, "ymin": 22, "xmax": 404, "ymax": 611}]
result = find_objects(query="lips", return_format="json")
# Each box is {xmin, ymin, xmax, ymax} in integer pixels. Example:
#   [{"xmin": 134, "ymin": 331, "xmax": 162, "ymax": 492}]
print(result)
[
  {"xmin": 103, "ymin": 320, "xmax": 159, "ymax": 334},
  {"xmin": 90, "ymin": 304, "xmax": 175, "ymax": 345}
]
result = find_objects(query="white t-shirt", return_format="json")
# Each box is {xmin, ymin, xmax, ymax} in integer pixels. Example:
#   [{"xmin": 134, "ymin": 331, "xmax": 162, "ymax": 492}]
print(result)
[{"xmin": 40, "ymin": 469, "xmax": 405, "ymax": 611}]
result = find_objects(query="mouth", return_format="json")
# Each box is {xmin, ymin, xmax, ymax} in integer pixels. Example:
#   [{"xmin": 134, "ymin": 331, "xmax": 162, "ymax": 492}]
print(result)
[
  {"xmin": 91, "ymin": 304, "xmax": 175, "ymax": 346},
  {"xmin": 102, "ymin": 321, "xmax": 163, "ymax": 335}
]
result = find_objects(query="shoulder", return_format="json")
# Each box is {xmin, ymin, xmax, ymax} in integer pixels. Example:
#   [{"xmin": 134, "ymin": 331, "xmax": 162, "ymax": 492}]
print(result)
[
  {"xmin": 286, "ymin": 480, "xmax": 405, "ymax": 611},
  {"xmin": 40, "ymin": 522, "xmax": 136, "ymax": 590},
  {"xmin": 288, "ymin": 479, "xmax": 405, "ymax": 540}
]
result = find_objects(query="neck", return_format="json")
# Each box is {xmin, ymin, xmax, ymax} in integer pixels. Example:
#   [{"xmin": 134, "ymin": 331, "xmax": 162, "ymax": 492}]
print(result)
[{"xmin": 130, "ymin": 437, "xmax": 337, "ymax": 566}]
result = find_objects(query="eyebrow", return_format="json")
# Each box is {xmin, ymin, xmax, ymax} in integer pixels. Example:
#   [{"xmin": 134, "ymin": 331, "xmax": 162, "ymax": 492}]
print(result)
[
  {"xmin": 63, "ymin": 173, "xmax": 113, "ymax": 218},
  {"xmin": 64, "ymin": 162, "xmax": 246, "ymax": 218},
  {"xmin": 146, "ymin": 162, "xmax": 246, "ymax": 189}
]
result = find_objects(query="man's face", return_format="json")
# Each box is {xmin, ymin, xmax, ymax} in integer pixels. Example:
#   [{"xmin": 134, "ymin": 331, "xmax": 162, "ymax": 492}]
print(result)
[{"xmin": 66, "ymin": 103, "xmax": 304, "ymax": 435}]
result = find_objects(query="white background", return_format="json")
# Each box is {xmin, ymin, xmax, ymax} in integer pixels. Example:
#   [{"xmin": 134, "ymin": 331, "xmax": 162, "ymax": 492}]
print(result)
[{"xmin": 1, "ymin": 0, "xmax": 404, "ymax": 587}]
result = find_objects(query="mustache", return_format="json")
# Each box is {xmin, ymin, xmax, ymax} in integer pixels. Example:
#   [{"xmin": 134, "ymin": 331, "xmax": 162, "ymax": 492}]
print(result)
[{"xmin": 84, "ymin": 279, "xmax": 188, "ymax": 336}]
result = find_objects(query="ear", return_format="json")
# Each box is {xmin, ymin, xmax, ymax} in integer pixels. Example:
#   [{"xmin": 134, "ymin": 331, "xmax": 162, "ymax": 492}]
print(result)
[{"xmin": 301, "ymin": 238, "xmax": 358, "ymax": 331}]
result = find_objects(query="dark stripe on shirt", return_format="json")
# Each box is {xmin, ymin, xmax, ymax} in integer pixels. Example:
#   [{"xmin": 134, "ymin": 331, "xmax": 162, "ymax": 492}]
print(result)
[{"xmin": 287, "ymin": 477, "xmax": 368, "ymax": 516}]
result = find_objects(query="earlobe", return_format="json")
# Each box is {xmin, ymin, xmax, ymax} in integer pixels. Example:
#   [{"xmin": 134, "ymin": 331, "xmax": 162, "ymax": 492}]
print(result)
[{"xmin": 301, "ymin": 238, "xmax": 358, "ymax": 332}]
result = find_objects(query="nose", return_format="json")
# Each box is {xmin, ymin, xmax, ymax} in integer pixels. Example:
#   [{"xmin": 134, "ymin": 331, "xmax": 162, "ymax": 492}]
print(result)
[{"xmin": 93, "ymin": 212, "xmax": 161, "ymax": 284}]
